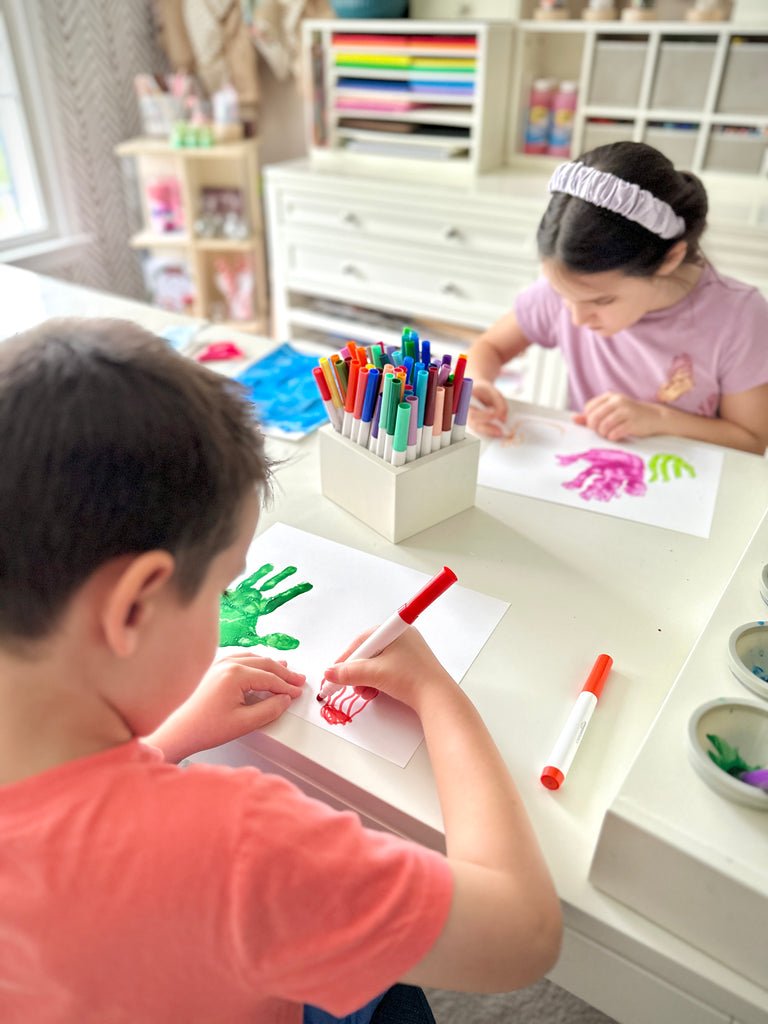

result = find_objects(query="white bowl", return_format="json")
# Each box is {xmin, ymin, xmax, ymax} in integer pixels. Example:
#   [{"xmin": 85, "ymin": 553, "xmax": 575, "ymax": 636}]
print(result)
[
  {"xmin": 761, "ymin": 564, "xmax": 768, "ymax": 607},
  {"xmin": 728, "ymin": 621, "xmax": 768, "ymax": 701},
  {"xmin": 687, "ymin": 699, "xmax": 768, "ymax": 811}
]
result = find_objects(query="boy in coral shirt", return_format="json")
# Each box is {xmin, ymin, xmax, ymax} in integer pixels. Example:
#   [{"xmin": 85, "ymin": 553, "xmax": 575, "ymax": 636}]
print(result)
[{"xmin": 0, "ymin": 319, "xmax": 561, "ymax": 1023}]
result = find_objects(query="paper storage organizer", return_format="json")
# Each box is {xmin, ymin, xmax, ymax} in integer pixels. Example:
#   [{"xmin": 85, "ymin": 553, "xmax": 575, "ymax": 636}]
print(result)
[
  {"xmin": 318, "ymin": 425, "xmax": 480, "ymax": 544},
  {"xmin": 582, "ymin": 119, "xmax": 635, "ymax": 152}
]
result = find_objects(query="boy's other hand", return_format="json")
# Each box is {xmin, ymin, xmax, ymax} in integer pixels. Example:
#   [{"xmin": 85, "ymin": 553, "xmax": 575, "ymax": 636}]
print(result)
[{"xmin": 147, "ymin": 651, "xmax": 305, "ymax": 762}]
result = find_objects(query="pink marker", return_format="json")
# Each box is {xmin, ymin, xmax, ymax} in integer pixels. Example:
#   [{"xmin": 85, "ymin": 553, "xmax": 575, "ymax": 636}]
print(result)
[
  {"xmin": 540, "ymin": 654, "xmax": 613, "ymax": 791},
  {"xmin": 317, "ymin": 566, "xmax": 458, "ymax": 701}
]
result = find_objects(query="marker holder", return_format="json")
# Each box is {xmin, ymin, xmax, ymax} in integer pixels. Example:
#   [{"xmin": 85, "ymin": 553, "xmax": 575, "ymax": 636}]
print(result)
[{"xmin": 319, "ymin": 425, "xmax": 480, "ymax": 544}]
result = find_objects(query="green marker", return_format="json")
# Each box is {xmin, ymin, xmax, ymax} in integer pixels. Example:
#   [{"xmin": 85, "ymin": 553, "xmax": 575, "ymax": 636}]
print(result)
[{"xmin": 391, "ymin": 401, "xmax": 411, "ymax": 467}]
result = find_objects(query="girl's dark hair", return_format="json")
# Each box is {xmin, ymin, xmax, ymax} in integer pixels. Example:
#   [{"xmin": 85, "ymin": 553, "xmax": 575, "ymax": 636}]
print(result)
[
  {"xmin": 537, "ymin": 141, "xmax": 708, "ymax": 276},
  {"xmin": 0, "ymin": 318, "xmax": 273, "ymax": 642}
]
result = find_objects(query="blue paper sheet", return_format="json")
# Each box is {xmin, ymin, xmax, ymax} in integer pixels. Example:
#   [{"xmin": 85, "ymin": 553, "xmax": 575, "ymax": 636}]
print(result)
[{"xmin": 236, "ymin": 343, "xmax": 329, "ymax": 440}]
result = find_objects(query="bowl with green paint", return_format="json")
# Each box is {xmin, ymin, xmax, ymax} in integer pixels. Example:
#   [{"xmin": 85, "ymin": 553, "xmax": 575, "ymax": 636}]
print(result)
[
  {"xmin": 687, "ymin": 698, "xmax": 768, "ymax": 811},
  {"xmin": 728, "ymin": 621, "xmax": 768, "ymax": 701}
]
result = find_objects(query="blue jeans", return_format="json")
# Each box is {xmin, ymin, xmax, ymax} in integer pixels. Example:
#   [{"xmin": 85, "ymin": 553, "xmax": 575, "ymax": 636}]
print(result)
[{"xmin": 304, "ymin": 984, "xmax": 435, "ymax": 1024}]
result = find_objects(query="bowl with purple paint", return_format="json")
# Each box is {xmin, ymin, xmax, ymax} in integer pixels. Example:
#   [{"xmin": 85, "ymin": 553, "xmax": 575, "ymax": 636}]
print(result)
[
  {"xmin": 728, "ymin": 621, "xmax": 768, "ymax": 701},
  {"xmin": 687, "ymin": 699, "xmax": 768, "ymax": 811}
]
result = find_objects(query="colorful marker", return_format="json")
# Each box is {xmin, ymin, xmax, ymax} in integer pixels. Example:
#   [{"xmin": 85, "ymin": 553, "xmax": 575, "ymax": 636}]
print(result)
[
  {"xmin": 312, "ymin": 366, "xmax": 342, "ymax": 432},
  {"xmin": 431, "ymin": 386, "xmax": 445, "ymax": 453},
  {"xmin": 540, "ymin": 654, "xmax": 614, "ymax": 791},
  {"xmin": 405, "ymin": 394, "xmax": 419, "ymax": 462},
  {"xmin": 391, "ymin": 401, "xmax": 411, "ymax": 467},
  {"xmin": 451, "ymin": 377, "xmax": 473, "ymax": 442},
  {"xmin": 317, "ymin": 566, "xmax": 458, "ymax": 700}
]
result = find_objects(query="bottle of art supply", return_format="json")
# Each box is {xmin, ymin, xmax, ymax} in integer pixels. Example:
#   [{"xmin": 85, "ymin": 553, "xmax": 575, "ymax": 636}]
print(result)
[
  {"xmin": 548, "ymin": 81, "xmax": 578, "ymax": 157},
  {"xmin": 524, "ymin": 78, "xmax": 556, "ymax": 154}
]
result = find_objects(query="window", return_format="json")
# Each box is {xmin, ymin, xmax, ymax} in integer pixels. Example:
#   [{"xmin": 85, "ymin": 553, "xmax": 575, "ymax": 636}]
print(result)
[{"xmin": 0, "ymin": 5, "xmax": 47, "ymax": 245}]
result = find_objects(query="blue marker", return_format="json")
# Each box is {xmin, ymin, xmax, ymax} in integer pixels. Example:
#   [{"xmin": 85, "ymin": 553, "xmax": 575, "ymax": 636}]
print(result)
[
  {"xmin": 415, "ymin": 368, "xmax": 429, "ymax": 454},
  {"xmin": 421, "ymin": 340, "xmax": 431, "ymax": 368},
  {"xmin": 358, "ymin": 368, "xmax": 380, "ymax": 449}
]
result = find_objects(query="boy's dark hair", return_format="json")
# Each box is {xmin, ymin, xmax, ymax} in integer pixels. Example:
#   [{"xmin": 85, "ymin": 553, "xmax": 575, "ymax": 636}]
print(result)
[
  {"xmin": 0, "ymin": 318, "xmax": 272, "ymax": 642},
  {"xmin": 537, "ymin": 141, "xmax": 708, "ymax": 276}
]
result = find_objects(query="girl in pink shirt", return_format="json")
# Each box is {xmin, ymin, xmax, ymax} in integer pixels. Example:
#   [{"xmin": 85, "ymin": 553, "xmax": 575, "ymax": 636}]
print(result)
[{"xmin": 466, "ymin": 142, "xmax": 768, "ymax": 454}]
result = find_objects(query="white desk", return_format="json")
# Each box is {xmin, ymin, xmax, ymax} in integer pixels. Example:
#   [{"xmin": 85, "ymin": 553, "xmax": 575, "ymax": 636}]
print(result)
[{"xmin": 4, "ymin": 265, "xmax": 766, "ymax": 1024}]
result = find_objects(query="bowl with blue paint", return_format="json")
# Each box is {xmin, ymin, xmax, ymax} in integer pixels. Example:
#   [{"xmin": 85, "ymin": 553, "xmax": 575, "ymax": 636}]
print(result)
[
  {"xmin": 687, "ymin": 699, "xmax": 768, "ymax": 811},
  {"xmin": 728, "ymin": 621, "xmax": 768, "ymax": 701}
]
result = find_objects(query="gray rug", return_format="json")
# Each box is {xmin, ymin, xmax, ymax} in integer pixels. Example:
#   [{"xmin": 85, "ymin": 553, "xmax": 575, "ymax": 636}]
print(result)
[{"xmin": 425, "ymin": 979, "xmax": 619, "ymax": 1023}]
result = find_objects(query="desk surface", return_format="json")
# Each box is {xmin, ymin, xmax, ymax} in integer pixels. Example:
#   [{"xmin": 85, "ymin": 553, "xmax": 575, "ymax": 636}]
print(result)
[{"xmin": 3, "ymin": 264, "xmax": 767, "ymax": 1023}]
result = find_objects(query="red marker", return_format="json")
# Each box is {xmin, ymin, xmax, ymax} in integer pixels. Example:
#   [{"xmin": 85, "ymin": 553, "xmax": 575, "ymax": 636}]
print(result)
[
  {"xmin": 318, "ymin": 566, "xmax": 458, "ymax": 701},
  {"xmin": 540, "ymin": 654, "xmax": 613, "ymax": 791}
]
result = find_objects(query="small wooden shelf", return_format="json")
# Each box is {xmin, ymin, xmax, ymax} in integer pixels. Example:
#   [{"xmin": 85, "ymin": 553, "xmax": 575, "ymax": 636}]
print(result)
[{"xmin": 115, "ymin": 137, "xmax": 269, "ymax": 333}]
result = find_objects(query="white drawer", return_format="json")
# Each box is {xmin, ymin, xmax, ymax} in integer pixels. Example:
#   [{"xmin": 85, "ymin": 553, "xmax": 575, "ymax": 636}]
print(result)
[
  {"xmin": 274, "ymin": 185, "xmax": 539, "ymax": 260},
  {"xmin": 281, "ymin": 235, "xmax": 532, "ymax": 326},
  {"xmin": 409, "ymin": 0, "xmax": 518, "ymax": 17}
]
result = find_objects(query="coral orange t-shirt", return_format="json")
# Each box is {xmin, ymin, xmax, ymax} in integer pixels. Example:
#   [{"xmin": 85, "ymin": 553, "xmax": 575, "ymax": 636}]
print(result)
[{"xmin": 0, "ymin": 740, "xmax": 452, "ymax": 1024}]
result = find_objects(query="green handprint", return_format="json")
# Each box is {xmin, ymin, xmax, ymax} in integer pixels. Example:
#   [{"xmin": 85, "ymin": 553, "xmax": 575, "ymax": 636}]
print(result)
[
  {"xmin": 648, "ymin": 453, "xmax": 695, "ymax": 483},
  {"xmin": 219, "ymin": 563, "xmax": 313, "ymax": 650}
]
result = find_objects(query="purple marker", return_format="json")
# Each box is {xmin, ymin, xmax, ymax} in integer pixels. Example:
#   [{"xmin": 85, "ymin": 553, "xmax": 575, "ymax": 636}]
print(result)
[
  {"xmin": 405, "ymin": 394, "xmax": 419, "ymax": 462},
  {"xmin": 451, "ymin": 377, "xmax": 473, "ymax": 442},
  {"xmin": 740, "ymin": 768, "xmax": 768, "ymax": 791}
]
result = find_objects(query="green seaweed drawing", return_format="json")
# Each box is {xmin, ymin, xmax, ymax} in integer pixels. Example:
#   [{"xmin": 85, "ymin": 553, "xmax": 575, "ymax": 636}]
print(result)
[
  {"xmin": 648, "ymin": 453, "xmax": 695, "ymax": 483},
  {"xmin": 220, "ymin": 563, "xmax": 313, "ymax": 650}
]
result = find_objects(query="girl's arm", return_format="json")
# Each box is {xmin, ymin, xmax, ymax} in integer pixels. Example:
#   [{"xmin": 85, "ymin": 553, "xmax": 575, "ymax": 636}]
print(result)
[
  {"xmin": 465, "ymin": 311, "xmax": 532, "ymax": 436},
  {"xmin": 575, "ymin": 382, "xmax": 768, "ymax": 454},
  {"xmin": 321, "ymin": 628, "xmax": 562, "ymax": 993}
]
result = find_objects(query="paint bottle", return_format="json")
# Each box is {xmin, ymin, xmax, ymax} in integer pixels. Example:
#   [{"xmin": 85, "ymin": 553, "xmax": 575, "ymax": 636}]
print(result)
[
  {"xmin": 548, "ymin": 81, "xmax": 578, "ymax": 157},
  {"xmin": 524, "ymin": 78, "xmax": 556, "ymax": 154}
]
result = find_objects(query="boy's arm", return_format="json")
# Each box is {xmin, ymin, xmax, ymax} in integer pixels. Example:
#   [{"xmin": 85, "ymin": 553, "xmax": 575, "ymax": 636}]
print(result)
[
  {"xmin": 465, "ymin": 311, "xmax": 532, "ymax": 436},
  {"xmin": 146, "ymin": 652, "xmax": 305, "ymax": 763},
  {"xmin": 321, "ymin": 629, "xmax": 562, "ymax": 992},
  {"xmin": 575, "ymin": 382, "xmax": 768, "ymax": 454}
]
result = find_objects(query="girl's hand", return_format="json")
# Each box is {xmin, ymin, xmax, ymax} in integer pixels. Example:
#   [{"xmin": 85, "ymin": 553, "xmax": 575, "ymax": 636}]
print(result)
[
  {"xmin": 147, "ymin": 650, "xmax": 305, "ymax": 762},
  {"xmin": 574, "ymin": 392, "xmax": 664, "ymax": 442},
  {"xmin": 322, "ymin": 626, "xmax": 456, "ymax": 716},
  {"xmin": 466, "ymin": 380, "xmax": 508, "ymax": 437}
]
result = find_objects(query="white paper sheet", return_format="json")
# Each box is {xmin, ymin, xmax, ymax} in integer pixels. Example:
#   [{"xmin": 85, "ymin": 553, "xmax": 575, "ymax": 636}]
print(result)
[
  {"xmin": 219, "ymin": 523, "xmax": 508, "ymax": 766},
  {"xmin": 477, "ymin": 413, "xmax": 724, "ymax": 539}
]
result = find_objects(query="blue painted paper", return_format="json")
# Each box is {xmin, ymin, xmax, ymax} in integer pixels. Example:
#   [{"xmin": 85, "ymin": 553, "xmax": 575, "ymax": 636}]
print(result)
[{"xmin": 236, "ymin": 343, "xmax": 329, "ymax": 439}]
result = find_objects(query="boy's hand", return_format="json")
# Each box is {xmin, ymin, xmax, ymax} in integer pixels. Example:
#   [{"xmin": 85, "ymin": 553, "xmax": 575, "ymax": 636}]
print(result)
[
  {"xmin": 322, "ymin": 626, "xmax": 455, "ymax": 715},
  {"xmin": 574, "ymin": 392, "xmax": 663, "ymax": 441},
  {"xmin": 147, "ymin": 651, "xmax": 305, "ymax": 762},
  {"xmin": 466, "ymin": 380, "xmax": 508, "ymax": 437}
]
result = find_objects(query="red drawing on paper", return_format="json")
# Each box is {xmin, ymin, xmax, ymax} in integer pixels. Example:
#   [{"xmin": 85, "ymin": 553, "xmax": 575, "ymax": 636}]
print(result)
[
  {"xmin": 556, "ymin": 448, "xmax": 647, "ymax": 502},
  {"xmin": 320, "ymin": 686, "xmax": 379, "ymax": 725}
]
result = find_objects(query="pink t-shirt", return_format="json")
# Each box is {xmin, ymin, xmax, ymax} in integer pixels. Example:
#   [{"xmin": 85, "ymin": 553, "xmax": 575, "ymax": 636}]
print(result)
[
  {"xmin": 514, "ymin": 263, "xmax": 768, "ymax": 414},
  {"xmin": 0, "ymin": 740, "xmax": 452, "ymax": 1024}
]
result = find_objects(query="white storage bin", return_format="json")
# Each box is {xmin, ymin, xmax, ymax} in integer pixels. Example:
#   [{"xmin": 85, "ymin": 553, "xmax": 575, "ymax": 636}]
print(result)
[
  {"xmin": 582, "ymin": 119, "xmax": 635, "ymax": 152},
  {"xmin": 644, "ymin": 124, "xmax": 700, "ymax": 168},
  {"xmin": 650, "ymin": 41, "xmax": 716, "ymax": 111},
  {"xmin": 588, "ymin": 41, "xmax": 647, "ymax": 107},
  {"xmin": 704, "ymin": 129, "xmax": 766, "ymax": 174},
  {"xmin": 717, "ymin": 41, "xmax": 768, "ymax": 115},
  {"xmin": 410, "ymin": 0, "xmax": 520, "ymax": 16}
]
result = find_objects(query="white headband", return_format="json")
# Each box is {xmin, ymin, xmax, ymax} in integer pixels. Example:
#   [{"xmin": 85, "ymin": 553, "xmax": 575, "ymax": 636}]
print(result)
[{"xmin": 548, "ymin": 161, "xmax": 686, "ymax": 240}]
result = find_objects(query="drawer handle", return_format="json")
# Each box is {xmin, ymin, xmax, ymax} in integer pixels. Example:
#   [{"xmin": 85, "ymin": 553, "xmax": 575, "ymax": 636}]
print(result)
[
  {"xmin": 341, "ymin": 262, "xmax": 362, "ymax": 277},
  {"xmin": 341, "ymin": 211, "xmax": 360, "ymax": 226},
  {"xmin": 441, "ymin": 281, "xmax": 463, "ymax": 296},
  {"xmin": 443, "ymin": 225, "xmax": 463, "ymax": 242}
]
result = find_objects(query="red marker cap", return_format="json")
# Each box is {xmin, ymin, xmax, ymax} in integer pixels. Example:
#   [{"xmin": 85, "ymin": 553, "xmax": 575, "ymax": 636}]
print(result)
[
  {"xmin": 581, "ymin": 654, "xmax": 613, "ymax": 699},
  {"xmin": 398, "ymin": 566, "xmax": 458, "ymax": 624},
  {"xmin": 540, "ymin": 766, "xmax": 564, "ymax": 791}
]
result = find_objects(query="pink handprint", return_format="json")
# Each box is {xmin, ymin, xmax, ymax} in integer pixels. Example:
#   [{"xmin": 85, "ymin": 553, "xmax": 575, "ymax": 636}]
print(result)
[{"xmin": 556, "ymin": 448, "xmax": 647, "ymax": 502}]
